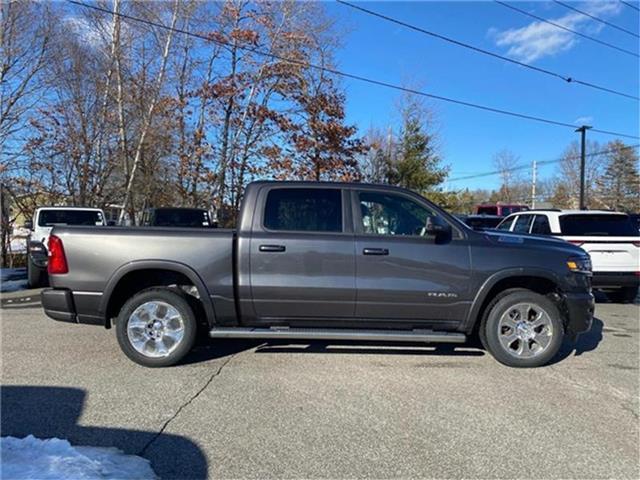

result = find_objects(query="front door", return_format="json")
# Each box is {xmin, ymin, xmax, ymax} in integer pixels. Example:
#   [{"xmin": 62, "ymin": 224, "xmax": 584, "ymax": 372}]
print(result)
[
  {"xmin": 353, "ymin": 190, "xmax": 472, "ymax": 324},
  {"xmin": 250, "ymin": 186, "xmax": 356, "ymax": 320}
]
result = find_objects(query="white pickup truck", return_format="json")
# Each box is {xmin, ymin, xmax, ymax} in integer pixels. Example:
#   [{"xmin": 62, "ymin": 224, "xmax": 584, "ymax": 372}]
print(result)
[{"xmin": 25, "ymin": 207, "xmax": 107, "ymax": 287}]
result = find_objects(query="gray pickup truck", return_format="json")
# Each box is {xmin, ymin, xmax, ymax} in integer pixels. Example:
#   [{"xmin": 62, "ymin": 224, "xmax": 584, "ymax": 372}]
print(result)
[{"xmin": 41, "ymin": 181, "xmax": 594, "ymax": 368}]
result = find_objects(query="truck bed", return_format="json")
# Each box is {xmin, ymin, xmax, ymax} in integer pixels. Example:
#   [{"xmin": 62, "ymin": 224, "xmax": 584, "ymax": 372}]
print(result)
[{"xmin": 49, "ymin": 226, "xmax": 236, "ymax": 323}]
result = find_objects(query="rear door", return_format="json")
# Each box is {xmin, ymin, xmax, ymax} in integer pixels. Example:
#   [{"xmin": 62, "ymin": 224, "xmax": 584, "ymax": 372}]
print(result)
[
  {"xmin": 249, "ymin": 186, "xmax": 356, "ymax": 320},
  {"xmin": 353, "ymin": 189, "xmax": 472, "ymax": 323}
]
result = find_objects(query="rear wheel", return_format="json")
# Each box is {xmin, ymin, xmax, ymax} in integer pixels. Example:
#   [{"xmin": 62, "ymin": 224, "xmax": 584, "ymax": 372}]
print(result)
[
  {"xmin": 116, "ymin": 288, "xmax": 197, "ymax": 367},
  {"xmin": 607, "ymin": 286, "xmax": 638, "ymax": 304},
  {"xmin": 481, "ymin": 290, "xmax": 563, "ymax": 368}
]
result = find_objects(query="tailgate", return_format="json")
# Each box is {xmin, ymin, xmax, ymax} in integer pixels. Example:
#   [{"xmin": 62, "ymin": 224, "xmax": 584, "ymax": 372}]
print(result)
[{"xmin": 564, "ymin": 236, "xmax": 640, "ymax": 272}]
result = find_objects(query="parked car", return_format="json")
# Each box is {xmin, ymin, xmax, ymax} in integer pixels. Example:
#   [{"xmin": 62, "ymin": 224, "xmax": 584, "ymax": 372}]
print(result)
[
  {"xmin": 41, "ymin": 181, "xmax": 593, "ymax": 368},
  {"xmin": 475, "ymin": 203, "xmax": 529, "ymax": 217},
  {"xmin": 497, "ymin": 210, "xmax": 640, "ymax": 302},
  {"xmin": 141, "ymin": 207, "xmax": 214, "ymax": 228},
  {"xmin": 458, "ymin": 214, "xmax": 503, "ymax": 231},
  {"xmin": 25, "ymin": 207, "xmax": 107, "ymax": 288}
]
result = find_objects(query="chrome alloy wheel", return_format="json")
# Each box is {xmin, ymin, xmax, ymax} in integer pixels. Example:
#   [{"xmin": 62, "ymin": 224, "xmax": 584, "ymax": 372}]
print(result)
[
  {"xmin": 127, "ymin": 301, "xmax": 185, "ymax": 358},
  {"xmin": 497, "ymin": 302, "xmax": 553, "ymax": 359}
]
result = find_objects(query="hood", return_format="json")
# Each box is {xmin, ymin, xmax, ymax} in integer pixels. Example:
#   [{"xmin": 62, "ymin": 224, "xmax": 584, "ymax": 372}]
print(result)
[{"xmin": 482, "ymin": 230, "xmax": 585, "ymax": 255}]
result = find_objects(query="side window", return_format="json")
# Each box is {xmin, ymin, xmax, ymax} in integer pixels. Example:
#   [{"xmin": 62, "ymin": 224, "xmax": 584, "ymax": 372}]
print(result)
[
  {"xmin": 497, "ymin": 216, "xmax": 514, "ymax": 231},
  {"xmin": 513, "ymin": 214, "xmax": 534, "ymax": 233},
  {"xmin": 531, "ymin": 215, "xmax": 552, "ymax": 235},
  {"xmin": 264, "ymin": 188, "xmax": 342, "ymax": 232},
  {"xmin": 358, "ymin": 191, "xmax": 440, "ymax": 237}
]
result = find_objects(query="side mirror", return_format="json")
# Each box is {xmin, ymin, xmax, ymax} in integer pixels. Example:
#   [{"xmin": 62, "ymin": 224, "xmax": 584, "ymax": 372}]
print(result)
[
  {"xmin": 24, "ymin": 220, "xmax": 33, "ymax": 230},
  {"xmin": 424, "ymin": 216, "xmax": 452, "ymax": 242}
]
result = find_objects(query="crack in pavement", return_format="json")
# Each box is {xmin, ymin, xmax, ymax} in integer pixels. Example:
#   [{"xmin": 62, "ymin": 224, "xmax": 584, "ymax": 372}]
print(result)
[{"xmin": 138, "ymin": 352, "xmax": 238, "ymax": 456}]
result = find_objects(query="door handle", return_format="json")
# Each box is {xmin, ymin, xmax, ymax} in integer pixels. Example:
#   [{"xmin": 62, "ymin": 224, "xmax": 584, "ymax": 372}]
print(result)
[
  {"xmin": 363, "ymin": 247, "xmax": 389, "ymax": 256},
  {"xmin": 259, "ymin": 244, "xmax": 286, "ymax": 253}
]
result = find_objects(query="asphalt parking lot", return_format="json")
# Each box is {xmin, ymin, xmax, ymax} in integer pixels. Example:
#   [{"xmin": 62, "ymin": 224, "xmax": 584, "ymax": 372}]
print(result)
[{"xmin": 1, "ymin": 291, "xmax": 639, "ymax": 479}]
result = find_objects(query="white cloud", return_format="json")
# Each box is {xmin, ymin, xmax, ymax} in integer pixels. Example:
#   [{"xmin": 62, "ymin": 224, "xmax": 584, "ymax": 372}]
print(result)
[
  {"xmin": 491, "ymin": 1, "xmax": 623, "ymax": 63},
  {"xmin": 574, "ymin": 115, "xmax": 594, "ymax": 125}
]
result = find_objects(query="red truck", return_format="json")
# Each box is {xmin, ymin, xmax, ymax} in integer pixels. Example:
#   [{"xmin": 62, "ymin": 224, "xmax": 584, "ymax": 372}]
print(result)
[{"xmin": 475, "ymin": 203, "xmax": 529, "ymax": 217}]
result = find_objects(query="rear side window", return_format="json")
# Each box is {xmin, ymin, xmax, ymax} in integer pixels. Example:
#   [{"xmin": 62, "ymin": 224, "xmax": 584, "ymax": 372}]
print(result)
[
  {"xmin": 264, "ymin": 188, "xmax": 342, "ymax": 232},
  {"xmin": 559, "ymin": 214, "xmax": 637, "ymax": 236},
  {"xmin": 531, "ymin": 215, "xmax": 552, "ymax": 235},
  {"xmin": 513, "ymin": 215, "xmax": 534, "ymax": 233}
]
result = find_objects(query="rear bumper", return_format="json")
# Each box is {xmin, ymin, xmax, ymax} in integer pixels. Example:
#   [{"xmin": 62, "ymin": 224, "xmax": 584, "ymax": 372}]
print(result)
[
  {"xmin": 592, "ymin": 271, "xmax": 640, "ymax": 288},
  {"xmin": 563, "ymin": 292, "xmax": 595, "ymax": 335},
  {"xmin": 41, "ymin": 288, "xmax": 103, "ymax": 325}
]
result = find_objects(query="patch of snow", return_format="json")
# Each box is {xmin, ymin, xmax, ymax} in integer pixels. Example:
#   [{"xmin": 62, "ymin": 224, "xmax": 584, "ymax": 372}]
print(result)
[{"xmin": 0, "ymin": 436, "xmax": 157, "ymax": 480}]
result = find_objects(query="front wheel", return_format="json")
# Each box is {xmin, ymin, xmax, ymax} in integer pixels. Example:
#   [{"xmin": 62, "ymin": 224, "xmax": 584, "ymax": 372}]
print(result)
[
  {"xmin": 116, "ymin": 288, "xmax": 197, "ymax": 367},
  {"xmin": 481, "ymin": 290, "xmax": 564, "ymax": 368}
]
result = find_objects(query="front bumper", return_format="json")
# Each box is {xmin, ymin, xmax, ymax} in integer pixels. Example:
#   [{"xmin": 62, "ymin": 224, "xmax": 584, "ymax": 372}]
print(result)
[
  {"xmin": 592, "ymin": 271, "xmax": 640, "ymax": 289},
  {"xmin": 563, "ymin": 291, "xmax": 595, "ymax": 335},
  {"xmin": 41, "ymin": 288, "xmax": 103, "ymax": 325}
]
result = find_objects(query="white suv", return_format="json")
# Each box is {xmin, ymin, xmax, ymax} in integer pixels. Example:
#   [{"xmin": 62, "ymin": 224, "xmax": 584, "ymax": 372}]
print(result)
[{"xmin": 496, "ymin": 210, "xmax": 640, "ymax": 303}]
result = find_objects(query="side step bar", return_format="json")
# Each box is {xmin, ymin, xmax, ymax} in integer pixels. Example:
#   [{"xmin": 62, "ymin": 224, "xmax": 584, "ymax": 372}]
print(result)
[{"xmin": 209, "ymin": 327, "xmax": 466, "ymax": 343}]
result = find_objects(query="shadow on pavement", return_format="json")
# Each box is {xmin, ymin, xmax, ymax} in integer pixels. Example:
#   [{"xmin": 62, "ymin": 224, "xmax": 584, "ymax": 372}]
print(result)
[
  {"xmin": 1, "ymin": 385, "xmax": 207, "ymax": 479},
  {"xmin": 550, "ymin": 317, "xmax": 604, "ymax": 365}
]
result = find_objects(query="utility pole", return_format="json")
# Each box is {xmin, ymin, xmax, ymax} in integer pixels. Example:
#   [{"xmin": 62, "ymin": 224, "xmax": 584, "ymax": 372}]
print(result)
[
  {"xmin": 575, "ymin": 125, "xmax": 592, "ymax": 210},
  {"xmin": 531, "ymin": 160, "xmax": 537, "ymax": 209}
]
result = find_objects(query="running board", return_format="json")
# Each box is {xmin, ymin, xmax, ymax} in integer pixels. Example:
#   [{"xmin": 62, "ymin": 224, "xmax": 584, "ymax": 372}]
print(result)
[{"xmin": 208, "ymin": 327, "xmax": 466, "ymax": 343}]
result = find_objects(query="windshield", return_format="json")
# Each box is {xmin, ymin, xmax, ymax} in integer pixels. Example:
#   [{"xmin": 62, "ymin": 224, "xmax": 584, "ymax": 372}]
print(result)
[
  {"xmin": 559, "ymin": 214, "xmax": 638, "ymax": 236},
  {"xmin": 38, "ymin": 210, "xmax": 103, "ymax": 226},
  {"xmin": 152, "ymin": 209, "xmax": 210, "ymax": 227}
]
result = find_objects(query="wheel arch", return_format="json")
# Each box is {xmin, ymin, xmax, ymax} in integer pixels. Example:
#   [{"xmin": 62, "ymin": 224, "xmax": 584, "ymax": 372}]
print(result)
[
  {"xmin": 462, "ymin": 268, "xmax": 562, "ymax": 334},
  {"xmin": 99, "ymin": 260, "xmax": 216, "ymax": 329}
]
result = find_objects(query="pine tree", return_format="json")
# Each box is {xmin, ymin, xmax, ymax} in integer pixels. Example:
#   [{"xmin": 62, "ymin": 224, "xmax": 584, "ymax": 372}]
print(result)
[
  {"xmin": 388, "ymin": 97, "xmax": 448, "ymax": 192},
  {"xmin": 599, "ymin": 141, "xmax": 640, "ymax": 212}
]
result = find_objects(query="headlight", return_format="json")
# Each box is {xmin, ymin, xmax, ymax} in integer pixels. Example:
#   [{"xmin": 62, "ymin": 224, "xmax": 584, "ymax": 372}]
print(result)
[{"xmin": 566, "ymin": 255, "xmax": 592, "ymax": 274}]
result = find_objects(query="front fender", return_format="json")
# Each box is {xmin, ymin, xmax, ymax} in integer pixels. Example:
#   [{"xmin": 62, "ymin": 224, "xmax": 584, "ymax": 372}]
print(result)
[{"xmin": 461, "ymin": 267, "xmax": 562, "ymax": 333}]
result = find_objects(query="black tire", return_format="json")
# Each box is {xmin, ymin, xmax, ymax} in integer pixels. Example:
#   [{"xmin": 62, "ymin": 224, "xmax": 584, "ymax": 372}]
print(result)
[
  {"xmin": 607, "ymin": 287, "xmax": 638, "ymax": 304},
  {"xmin": 481, "ymin": 290, "xmax": 564, "ymax": 368},
  {"xmin": 115, "ymin": 288, "xmax": 197, "ymax": 367},
  {"xmin": 27, "ymin": 255, "xmax": 46, "ymax": 288}
]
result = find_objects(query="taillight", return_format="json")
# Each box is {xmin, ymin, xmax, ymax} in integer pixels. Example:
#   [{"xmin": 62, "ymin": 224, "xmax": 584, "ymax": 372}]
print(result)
[
  {"xmin": 632, "ymin": 242, "xmax": 640, "ymax": 247},
  {"xmin": 47, "ymin": 235, "xmax": 68, "ymax": 274},
  {"xmin": 568, "ymin": 240, "xmax": 584, "ymax": 247}
]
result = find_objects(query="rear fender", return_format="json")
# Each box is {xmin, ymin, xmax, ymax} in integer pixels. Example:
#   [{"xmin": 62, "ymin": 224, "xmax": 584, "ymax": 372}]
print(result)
[{"xmin": 99, "ymin": 260, "xmax": 217, "ymax": 328}]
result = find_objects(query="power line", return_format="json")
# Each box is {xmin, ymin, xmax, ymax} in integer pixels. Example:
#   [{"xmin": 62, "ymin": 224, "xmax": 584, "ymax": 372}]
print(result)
[
  {"xmin": 621, "ymin": 1, "xmax": 640, "ymax": 13},
  {"xmin": 337, "ymin": 0, "xmax": 638, "ymax": 101},
  {"xmin": 495, "ymin": 1, "xmax": 639, "ymax": 58},
  {"xmin": 67, "ymin": 0, "xmax": 640, "ymax": 141},
  {"xmin": 448, "ymin": 143, "xmax": 640, "ymax": 182},
  {"xmin": 554, "ymin": 1, "xmax": 639, "ymax": 39}
]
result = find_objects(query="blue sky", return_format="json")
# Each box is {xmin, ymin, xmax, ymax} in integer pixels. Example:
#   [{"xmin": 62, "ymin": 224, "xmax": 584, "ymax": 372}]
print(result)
[{"xmin": 327, "ymin": 0, "xmax": 640, "ymax": 190}]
